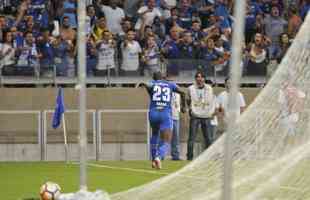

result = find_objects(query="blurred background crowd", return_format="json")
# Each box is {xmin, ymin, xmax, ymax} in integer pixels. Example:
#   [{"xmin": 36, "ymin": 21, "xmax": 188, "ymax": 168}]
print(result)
[{"xmin": 0, "ymin": 0, "xmax": 309, "ymax": 79}]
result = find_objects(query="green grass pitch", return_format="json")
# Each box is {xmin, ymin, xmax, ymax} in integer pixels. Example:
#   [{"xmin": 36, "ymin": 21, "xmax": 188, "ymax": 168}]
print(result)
[{"xmin": 0, "ymin": 161, "xmax": 188, "ymax": 200}]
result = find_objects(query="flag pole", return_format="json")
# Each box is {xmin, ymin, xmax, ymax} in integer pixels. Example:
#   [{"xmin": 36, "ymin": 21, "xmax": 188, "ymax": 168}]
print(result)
[{"xmin": 62, "ymin": 115, "xmax": 69, "ymax": 164}]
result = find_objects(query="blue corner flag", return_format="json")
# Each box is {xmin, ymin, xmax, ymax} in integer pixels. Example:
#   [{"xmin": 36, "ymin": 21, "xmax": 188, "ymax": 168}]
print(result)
[{"xmin": 52, "ymin": 88, "xmax": 65, "ymax": 129}]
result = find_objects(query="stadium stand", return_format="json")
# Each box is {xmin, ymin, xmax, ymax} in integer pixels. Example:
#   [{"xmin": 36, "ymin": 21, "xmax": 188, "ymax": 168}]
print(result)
[{"xmin": 0, "ymin": 0, "xmax": 308, "ymax": 86}]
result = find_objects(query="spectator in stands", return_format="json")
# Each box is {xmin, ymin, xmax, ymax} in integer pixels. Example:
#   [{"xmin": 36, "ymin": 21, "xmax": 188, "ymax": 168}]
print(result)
[
  {"xmin": 66, "ymin": 39, "xmax": 76, "ymax": 77},
  {"xmin": 162, "ymin": 26, "xmax": 181, "ymax": 77},
  {"xmin": 214, "ymin": 0, "xmax": 231, "ymax": 29},
  {"xmin": 60, "ymin": 16, "xmax": 76, "ymax": 42},
  {"xmin": 260, "ymin": 0, "xmax": 272, "ymax": 14},
  {"xmin": 190, "ymin": 20, "xmax": 204, "ymax": 45},
  {"xmin": 0, "ymin": 15, "xmax": 7, "ymax": 42},
  {"xmin": 0, "ymin": 0, "xmax": 305, "ymax": 80},
  {"xmin": 86, "ymin": 35, "xmax": 97, "ymax": 76},
  {"xmin": 15, "ymin": 0, "xmax": 49, "ymax": 29},
  {"xmin": 245, "ymin": 33, "xmax": 270, "ymax": 76},
  {"xmin": 245, "ymin": 1, "xmax": 260, "ymax": 44},
  {"xmin": 23, "ymin": 16, "xmax": 40, "ymax": 38},
  {"xmin": 37, "ymin": 29, "xmax": 54, "ymax": 77},
  {"xmin": 253, "ymin": 13, "xmax": 265, "ymax": 35},
  {"xmin": 201, "ymin": 37, "xmax": 222, "ymax": 76},
  {"xmin": 178, "ymin": 0, "xmax": 194, "ymax": 29},
  {"xmin": 187, "ymin": 71, "xmax": 217, "ymax": 160},
  {"xmin": 101, "ymin": 0, "xmax": 125, "ymax": 35},
  {"xmin": 61, "ymin": 0, "xmax": 77, "ymax": 29},
  {"xmin": 177, "ymin": 30, "xmax": 200, "ymax": 77},
  {"xmin": 120, "ymin": 29, "xmax": 142, "ymax": 76},
  {"xmin": 91, "ymin": 16, "xmax": 109, "ymax": 42},
  {"xmin": 51, "ymin": 36, "xmax": 70, "ymax": 76},
  {"xmin": 220, "ymin": 27, "xmax": 231, "ymax": 50},
  {"xmin": 50, "ymin": 0, "xmax": 64, "ymax": 21},
  {"xmin": 60, "ymin": 16, "xmax": 76, "ymax": 77},
  {"xmin": 214, "ymin": 37, "xmax": 230, "ymax": 75},
  {"xmin": 197, "ymin": 0, "xmax": 214, "ymax": 29},
  {"xmin": 141, "ymin": 34, "xmax": 161, "ymax": 76},
  {"xmin": 152, "ymin": 16, "xmax": 166, "ymax": 41},
  {"xmin": 119, "ymin": 17, "xmax": 133, "ymax": 39},
  {"xmin": 15, "ymin": 31, "xmax": 40, "ymax": 76},
  {"xmin": 165, "ymin": 7, "xmax": 182, "ymax": 33},
  {"xmin": 0, "ymin": 31, "xmax": 16, "ymax": 75},
  {"xmin": 263, "ymin": 6, "xmax": 287, "ymax": 52},
  {"xmin": 86, "ymin": 5, "xmax": 98, "ymax": 34},
  {"xmin": 135, "ymin": 0, "xmax": 162, "ymax": 30},
  {"xmin": 273, "ymin": 32, "xmax": 292, "ymax": 64},
  {"xmin": 287, "ymin": 5, "xmax": 302, "ymax": 38},
  {"xmin": 10, "ymin": 26, "xmax": 24, "ymax": 48},
  {"xmin": 95, "ymin": 30, "xmax": 116, "ymax": 76}
]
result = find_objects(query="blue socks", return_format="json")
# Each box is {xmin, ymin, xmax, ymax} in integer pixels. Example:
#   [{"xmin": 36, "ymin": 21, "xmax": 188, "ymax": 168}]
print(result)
[
  {"xmin": 151, "ymin": 133, "xmax": 159, "ymax": 160},
  {"xmin": 159, "ymin": 141, "xmax": 170, "ymax": 160}
]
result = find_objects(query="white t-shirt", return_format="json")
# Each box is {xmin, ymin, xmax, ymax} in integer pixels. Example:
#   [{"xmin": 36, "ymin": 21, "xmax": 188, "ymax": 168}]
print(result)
[
  {"xmin": 165, "ymin": 0, "xmax": 177, "ymax": 8},
  {"xmin": 189, "ymin": 84, "xmax": 217, "ymax": 118},
  {"xmin": 135, "ymin": 6, "xmax": 162, "ymax": 30},
  {"xmin": 217, "ymin": 90, "xmax": 246, "ymax": 122},
  {"xmin": 97, "ymin": 42, "xmax": 115, "ymax": 70},
  {"xmin": 101, "ymin": 5, "xmax": 125, "ymax": 34},
  {"xmin": 121, "ymin": 41, "xmax": 142, "ymax": 71},
  {"xmin": 172, "ymin": 93, "xmax": 181, "ymax": 120},
  {"xmin": 0, "ymin": 43, "xmax": 15, "ymax": 66}
]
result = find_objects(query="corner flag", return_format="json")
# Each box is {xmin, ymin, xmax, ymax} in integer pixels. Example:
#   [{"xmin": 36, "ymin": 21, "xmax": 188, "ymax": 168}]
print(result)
[{"xmin": 52, "ymin": 87, "xmax": 65, "ymax": 129}]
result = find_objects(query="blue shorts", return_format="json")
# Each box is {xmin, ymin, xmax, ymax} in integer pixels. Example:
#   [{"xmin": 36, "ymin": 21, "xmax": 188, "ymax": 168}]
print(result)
[{"xmin": 149, "ymin": 109, "xmax": 173, "ymax": 132}]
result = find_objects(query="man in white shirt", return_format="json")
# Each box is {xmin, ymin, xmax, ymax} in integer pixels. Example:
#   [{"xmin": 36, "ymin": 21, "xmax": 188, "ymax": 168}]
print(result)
[
  {"xmin": 217, "ymin": 77, "xmax": 246, "ymax": 129},
  {"xmin": 187, "ymin": 71, "xmax": 218, "ymax": 160},
  {"xmin": 101, "ymin": 0, "xmax": 125, "ymax": 35},
  {"xmin": 96, "ymin": 30, "xmax": 116, "ymax": 76},
  {"xmin": 171, "ymin": 92, "xmax": 181, "ymax": 160},
  {"xmin": 135, "ymin": 0, "xmax": 162, "ymax": 30},
  {"xmin": 120, "ymin": 29, "xmax": 142, "ymax": 75}
]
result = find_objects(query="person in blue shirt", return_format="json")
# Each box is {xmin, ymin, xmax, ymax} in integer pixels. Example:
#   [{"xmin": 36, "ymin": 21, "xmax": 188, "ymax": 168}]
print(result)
[{"xmin": 140, "ymin": 72, "xmax": 186, "ymax": 169}]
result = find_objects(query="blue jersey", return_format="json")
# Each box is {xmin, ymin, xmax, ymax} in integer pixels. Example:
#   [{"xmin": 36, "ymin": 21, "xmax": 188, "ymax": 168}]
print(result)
[
  {"xmin": 148, "ymin": 80, "xmax": 178, "ymax": 132},
  {"xmin": 149, "ymin": 80, "xmax": 177, "ymax": 111}
]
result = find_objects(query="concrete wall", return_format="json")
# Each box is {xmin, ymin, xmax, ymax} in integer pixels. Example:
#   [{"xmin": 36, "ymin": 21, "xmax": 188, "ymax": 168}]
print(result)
[{"xmin": 0, "ymin": 88, "xmax": 261, "ymax": 160}]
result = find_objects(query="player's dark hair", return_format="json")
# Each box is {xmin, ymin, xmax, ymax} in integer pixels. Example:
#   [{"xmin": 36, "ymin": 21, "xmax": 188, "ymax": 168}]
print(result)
[{"xmin": 153, "ymin": 71, "xmax": 162, "ymax": 80}]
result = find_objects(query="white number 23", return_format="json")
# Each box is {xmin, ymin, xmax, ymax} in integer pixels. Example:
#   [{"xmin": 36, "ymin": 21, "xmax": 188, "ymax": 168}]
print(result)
[{"xmin": 152, "ymin": 86, "xmax": 171, "ymax": 102}]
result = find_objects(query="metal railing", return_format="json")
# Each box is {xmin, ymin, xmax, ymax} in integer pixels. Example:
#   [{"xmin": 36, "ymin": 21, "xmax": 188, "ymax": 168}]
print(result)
[
  {"xmin": 97, "ymin": 109, "xmax": 150, "ymax": 160},
  {"xmin": 42, "ymin": 109, "xmax": 96, "ymax": 161}
]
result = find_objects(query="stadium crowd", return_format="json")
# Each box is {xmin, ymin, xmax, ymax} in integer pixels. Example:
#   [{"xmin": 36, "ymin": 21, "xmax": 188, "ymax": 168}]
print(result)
[{"xmin": 0, "ymin": 0, "xmax": 309, "ymax": 78}]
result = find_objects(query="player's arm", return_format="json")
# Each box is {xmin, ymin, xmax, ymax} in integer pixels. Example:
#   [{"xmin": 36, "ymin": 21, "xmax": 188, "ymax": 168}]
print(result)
[
  {"xmin": 175, "ymin": 86, "xmax": 187, "ymax": 113},
  {"xmin": 138, "ymin": 82, "xmax": 152, "ymax": 95}
]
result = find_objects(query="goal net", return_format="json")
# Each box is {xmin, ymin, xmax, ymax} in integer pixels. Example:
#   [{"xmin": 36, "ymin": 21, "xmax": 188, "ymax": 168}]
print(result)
[{"xmin": 111, "ymin": 13, "xmax": 310, "ymax": 200}]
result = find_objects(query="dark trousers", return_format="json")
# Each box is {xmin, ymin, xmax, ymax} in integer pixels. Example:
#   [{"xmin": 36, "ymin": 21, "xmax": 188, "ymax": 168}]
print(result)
[{"xmin": 187, "ymin": 116, "xmax": 214, "ymax": 160}]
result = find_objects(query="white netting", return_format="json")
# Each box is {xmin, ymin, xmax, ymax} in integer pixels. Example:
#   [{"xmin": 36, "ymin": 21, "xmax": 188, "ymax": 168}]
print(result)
[{"xmin": 110, "ymin": 13, "xmax": 310, "ymax": 200}]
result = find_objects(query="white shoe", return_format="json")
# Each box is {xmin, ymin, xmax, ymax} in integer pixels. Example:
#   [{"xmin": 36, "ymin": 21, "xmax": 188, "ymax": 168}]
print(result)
[{"xmin": 153, "ymin": 157, "xmax": 161, "ymax": 170}]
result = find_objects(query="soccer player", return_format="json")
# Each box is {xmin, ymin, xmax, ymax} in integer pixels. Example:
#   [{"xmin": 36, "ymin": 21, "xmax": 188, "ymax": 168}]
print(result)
[{"xmin": 141, "ymin": 72, "xmax": 186, "ymax": 169}]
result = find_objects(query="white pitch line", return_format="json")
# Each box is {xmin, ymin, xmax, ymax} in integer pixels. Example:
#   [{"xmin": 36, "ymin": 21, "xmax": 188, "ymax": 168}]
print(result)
[
  {"xmin": 86, "ymin": 162, "xmax": 208, "ymax": 181},
  {"xmin": 87, "ymin": 163, "xmax": 170, "ymax": 175}
]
